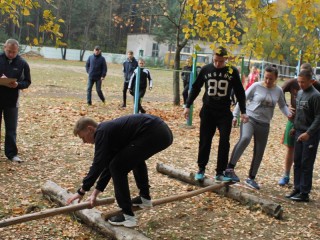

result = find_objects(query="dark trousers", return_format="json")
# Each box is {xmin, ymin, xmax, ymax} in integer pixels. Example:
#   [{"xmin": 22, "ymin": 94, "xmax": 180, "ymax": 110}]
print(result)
[
  {"xmin": 122, "ymin": 81, "xmax": 129, "ymax": 106},
  {"xmin": 131, "ymin": 88, "xmax": 146, "ymax": 112},
  {"xmin": 182, "ymin": 81, "xmax": 189, "ymax": 104},
  {"xmin": 293, "ymin": 130, "xmax": 320, "ymax": 194},
  {"xmin": 197, "ymin": 107, "xmax": 233, "ymax": 175},
  {"xmin": 109, "ymin": 121, "xmax": 173, "ymax": 215},
  {"xmin": 0, "ymin": 107, "xmax": 18, "ymax": 159},
  {"xmin": 87, "ymin": 78, "xmax": 105, "ymax": 104}
]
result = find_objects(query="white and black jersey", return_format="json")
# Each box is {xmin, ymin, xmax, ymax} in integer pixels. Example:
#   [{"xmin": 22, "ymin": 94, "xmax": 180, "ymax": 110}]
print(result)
[
  {"xmin": 128, "ymin": 68, "xmax": 153, "ymax": 91},
  {"xmin": 186, "ymin": 63, "xmax": 246, "ymax": 113}
]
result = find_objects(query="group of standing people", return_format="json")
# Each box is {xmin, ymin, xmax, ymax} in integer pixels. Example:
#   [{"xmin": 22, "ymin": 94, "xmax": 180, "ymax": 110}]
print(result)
[
  {"xmin": 183, "ymin": 46, "xmax": 320, "ymax": 202},
  {"xmin": 86, "ymin": 48, "xmax": 152, "ymax": 113}
]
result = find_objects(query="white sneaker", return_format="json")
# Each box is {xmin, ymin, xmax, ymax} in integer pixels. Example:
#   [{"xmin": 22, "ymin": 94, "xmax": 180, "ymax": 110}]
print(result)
[
  {"xmin": 108, "ymin": 214, "xmax": 137, "ymax": 228},
  {"xmin": 11, "ymin": 156, "xmax": 24, "ymax": 163}
]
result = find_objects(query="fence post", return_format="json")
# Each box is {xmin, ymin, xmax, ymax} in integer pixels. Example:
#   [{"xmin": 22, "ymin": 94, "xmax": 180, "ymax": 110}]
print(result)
[
  {"xmin": 187, "ymin": 52, "xmax": 198, "ymax": 126},
  {"xmin": 133, "ymin": 66, "xmax": 141, "ymax": 114}
]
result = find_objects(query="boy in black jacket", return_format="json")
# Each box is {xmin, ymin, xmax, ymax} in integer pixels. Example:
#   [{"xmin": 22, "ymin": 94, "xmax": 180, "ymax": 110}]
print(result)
[
  {"xmin": 183, "ymin": 46, "xmax": 248, "ymax": 182},
  {"xmin": 122, "ymin": 50, "xmax": 138, "ymax": 108},
  {"xmin": 128, "ymin": 59, "xmax": 153, "ymax": 113},
  {"xmin": 286, "ymin": 70, "xmax": 320, "ymax": 202}
]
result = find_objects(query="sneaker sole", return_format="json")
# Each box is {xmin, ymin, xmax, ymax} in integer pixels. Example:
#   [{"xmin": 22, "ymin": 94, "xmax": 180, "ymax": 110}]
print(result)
[
  {"xmin": 108, "ymin": 220, "xmax": 137, "ymax": 228},
  {"xmin": 215, "ymin": 180, "xmax": 232, "ymax": 183},
  {"xmin": 132, "ymin": 203, "xmax": 153, "ymax": 209},
  {"xmin": 244, "ymin": 182, "xmax": 260, "ymax": 190}
]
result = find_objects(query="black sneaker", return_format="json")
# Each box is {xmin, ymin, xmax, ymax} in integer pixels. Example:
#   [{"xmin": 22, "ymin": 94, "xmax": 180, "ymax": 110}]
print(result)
[
  {"xmin": 285, "ymin": 189, "xmax": 300, "ymax": 199},
  {"xmin": 131, "ymin": 196, "xmax": 153, "ymax": 208},
  {"xmin": 290, "ymin": 193, "xmax": 309, "ymax": 202},
  {"xmin": 108, "ymin": 214, "xmax": 137, "ymax": 227},
  {"xmin": 140, "ymin": 108, "xmax": 146, "ymax": 114},
  {"xmin": 225, "ymin": 168, "xmax": 240, "ymax": 182},
  {"xmin": 245, "ymin": 178, "xmax": 260, "ymax": 190}
]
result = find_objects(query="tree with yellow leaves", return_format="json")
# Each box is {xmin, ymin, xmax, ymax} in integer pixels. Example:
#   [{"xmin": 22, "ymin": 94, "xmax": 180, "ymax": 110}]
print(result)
[
  {"xmin": 0, "ymin": 0, "xmax": 64, "ymax": 46},
  {"xmin": 184, "ymin": 0, "xmax": 320, "ymax": 66}
]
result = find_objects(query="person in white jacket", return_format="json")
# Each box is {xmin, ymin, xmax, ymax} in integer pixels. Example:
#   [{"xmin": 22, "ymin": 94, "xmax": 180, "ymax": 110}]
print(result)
[{"xmin": 225, "ymin": 66, "xmax": 292, "ymax": 190}]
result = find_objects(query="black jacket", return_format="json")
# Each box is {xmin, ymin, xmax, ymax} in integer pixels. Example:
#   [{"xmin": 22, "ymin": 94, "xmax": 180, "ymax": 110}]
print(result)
[
  {"xmin": 81, "ymin": 114, "xmax": 165, "ymax": 192},
  {"xmin": 186, "ymin": 63, "xmax": 246, "ymax": 114},
  {"xmin": 85, "ymin": 54, "xmax": 107, "ymax": 80},
  {"xmin": 0, "ymin": 53, "xmax": 31, "ymax": 108},
  {"xmin": 123, "ymin": 57, "xmax": 138, "ymax": 82}
]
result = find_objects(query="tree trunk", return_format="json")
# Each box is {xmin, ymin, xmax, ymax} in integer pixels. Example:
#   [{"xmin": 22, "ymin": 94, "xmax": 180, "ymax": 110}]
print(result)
[
  {"xmin": 156, "ymin": 163, "xmax": 283, "ymax": 220},
  {"xmin": 173, "ymin": 47, "xmax": 182, "ymax": 105},
  {"xmin": 41, "ymin": 181, "xmax": 150, "ymax": 240}
]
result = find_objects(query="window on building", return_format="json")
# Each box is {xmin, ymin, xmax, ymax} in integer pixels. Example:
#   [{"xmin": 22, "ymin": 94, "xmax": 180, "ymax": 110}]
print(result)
[
  {"xmin": 168, "ymin": 45, "xmax": 176, "ymax": 52},
  {"xmin": 182, "ymin": 46, "xmax": 191, "ymax": 53},
  {"xmin": 152, "ymin": 43, "xmax": 159, "ymax": 57}
]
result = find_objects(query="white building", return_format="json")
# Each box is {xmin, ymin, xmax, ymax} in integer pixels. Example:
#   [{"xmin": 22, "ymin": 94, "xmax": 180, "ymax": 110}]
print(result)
[{"xmin": 126, "ymin": 33, "xmax": 235, "ymax": 59}]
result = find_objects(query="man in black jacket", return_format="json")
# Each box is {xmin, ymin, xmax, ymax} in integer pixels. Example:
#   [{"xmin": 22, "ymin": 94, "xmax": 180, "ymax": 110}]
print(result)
[
  {"xmin": 122, "ymin": 50, "xmax": 138, "ymax": 108},
  {"xmin": 0, "ymin": 39, "xmax": 31, "ymax": 162},
  {"xmin": 183, "ymin": 46, "xmax": 248, "ymax": 182},
  {"xmin": 286, "ymin": 70, "xmax": 320, "ymax": 202},
  {"xmin": 67, "ymin": 114, "xmax": 173, "ymax": 227},
  {"xmin": 85, "ymin": 46, "xmax": 107, "ymax": 105}
]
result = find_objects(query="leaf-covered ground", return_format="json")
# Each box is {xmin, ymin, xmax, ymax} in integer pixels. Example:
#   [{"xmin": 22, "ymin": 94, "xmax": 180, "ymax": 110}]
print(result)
[{"xmin": 0, "ymin": 58, "xmax": 319, "ymax": 240}]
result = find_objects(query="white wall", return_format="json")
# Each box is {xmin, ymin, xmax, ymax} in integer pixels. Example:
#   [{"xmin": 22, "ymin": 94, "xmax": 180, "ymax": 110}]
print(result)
[{"xmin": 22, "ymin": 45, "xmax": 126, "ymax": 63}]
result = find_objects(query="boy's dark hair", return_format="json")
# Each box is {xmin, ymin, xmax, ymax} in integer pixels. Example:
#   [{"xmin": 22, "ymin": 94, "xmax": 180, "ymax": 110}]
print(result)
[
  {"xmin": 94, "ymin": 46, "xmax": 101, "ymax": 50},
  {"xmin": 298, "ymin": 69, "xmax": 312, "ymax": 80},
  {"xmin": 265, "ymin": 65, "xmax": 278, "ymax": 78},
  {"xmin": 215, "ymin": 46, "xmax": 228, "ymax": 57}
]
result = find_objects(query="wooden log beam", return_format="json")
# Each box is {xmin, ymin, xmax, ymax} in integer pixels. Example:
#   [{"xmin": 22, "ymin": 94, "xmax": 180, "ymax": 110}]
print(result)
[
  {"xmin": 41, "ymin": 180, "xmax": 150, "ymax": 240},
  {"xmin": 102, "ymin": 182, "xmax": 230, "ymax": 220},
  {"xmin": 0, "ymin": 197, "xmax": 114, "ymax": 228},
  {"xmin": 156, "ymin": 163, "xmax": 283, "ymax": 219}
]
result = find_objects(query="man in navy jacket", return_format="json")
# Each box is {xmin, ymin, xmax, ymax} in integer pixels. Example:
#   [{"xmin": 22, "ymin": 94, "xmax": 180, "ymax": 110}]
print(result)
[
  {"xmin": 85, "ymin": 46, "xmax": 107, "ymax": 105},
  {"xmin": 0, "ymin": 39, "xmax": 31, "ymax": 162}
]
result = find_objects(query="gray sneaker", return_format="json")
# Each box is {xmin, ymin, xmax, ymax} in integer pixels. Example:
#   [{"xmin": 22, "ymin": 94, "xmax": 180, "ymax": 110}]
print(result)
[
  {"xmin": 108, "ymin": 214, "xmax": 137, "ymax": 228},
  {"xmin": 131, "ymin": 196, "xmax": 153, "ymax": 209}
]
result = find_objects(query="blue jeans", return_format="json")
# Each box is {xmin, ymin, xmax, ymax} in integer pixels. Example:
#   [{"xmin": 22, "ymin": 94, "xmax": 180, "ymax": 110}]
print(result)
[
  {"xmin": 0, "ymin": 107, "xmax": 18, "ymax": 159},
  {"xmin": 87, "ymin": 78, "xmax": 105, "ymax": 104},
  {"xmin": 293, "ymin": 130, "xmax": 320, "ymax": 194}
]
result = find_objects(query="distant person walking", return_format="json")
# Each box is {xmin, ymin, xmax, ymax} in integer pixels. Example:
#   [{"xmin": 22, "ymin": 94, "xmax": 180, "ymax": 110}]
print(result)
[
  {"xmin": 122, "ymin": 50, "xmax": 138, "ymax": 108},
  {"xmin": 246, "ymin": 66, "xmax": 260, "ymax": 90},
  {"xmin": 85, "ymin": 46, "xmax": 107, "ymax": 106},
  {"xmin": 181, "ymin": 58, "xmax": 193, "ymax": 107},
  {"xmin": 128, "ymin": 59, "xmax": 153, "ymax": 113},
  {"xmin": 0, "ymin": 38, "xmax": 31, "ymax": 162}
]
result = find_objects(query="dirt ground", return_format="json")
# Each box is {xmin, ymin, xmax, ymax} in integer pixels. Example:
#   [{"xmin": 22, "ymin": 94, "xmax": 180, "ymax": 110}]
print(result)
[{"xmin": 0, "ymin": 58, "xmax": 319, "ymax": 239}]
